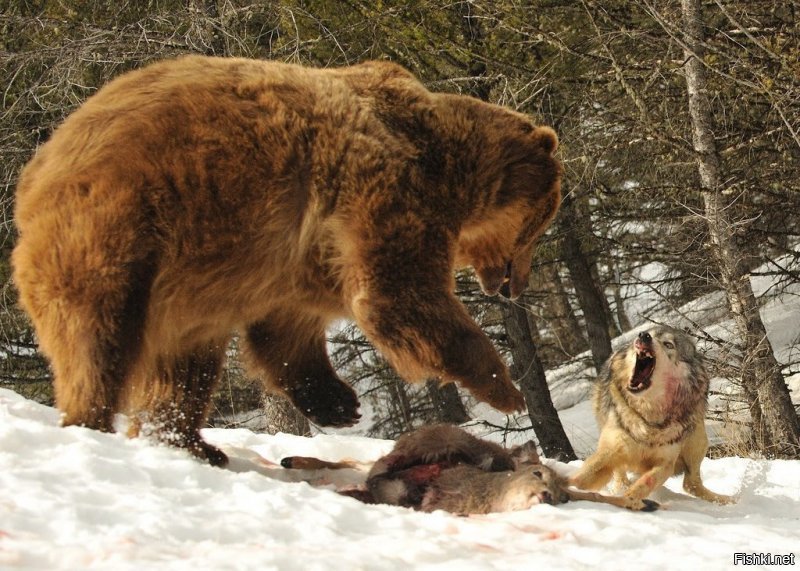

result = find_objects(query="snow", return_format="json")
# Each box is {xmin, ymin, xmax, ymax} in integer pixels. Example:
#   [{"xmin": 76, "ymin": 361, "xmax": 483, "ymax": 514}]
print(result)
[
  {"xmin": 2, "ymin": 386, "xmax": 799, "ymax": 570},
  {"xmin": 2, "ymin": 254, "xmax": 799, "ymax": 570}
]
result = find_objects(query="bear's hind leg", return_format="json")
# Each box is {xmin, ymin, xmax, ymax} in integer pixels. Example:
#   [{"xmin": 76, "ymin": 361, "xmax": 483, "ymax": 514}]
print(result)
[
  {"xmin": 13, "ymin": 187, "xmax": 157, "ymax": 432},
  {"xmin": 17, "ymin": 257, "xmax": 152, "ymax": 433},
  {"xmin": 243, "ymin": 314, "xmax": 361, "ymax": 427},
  {"xmin": 127, "ymin": 340, "xmax": 229, "ymax": 466},
  {"xmin": 52, "ymin": 335, "xmax": 133, "ymax": 433}
]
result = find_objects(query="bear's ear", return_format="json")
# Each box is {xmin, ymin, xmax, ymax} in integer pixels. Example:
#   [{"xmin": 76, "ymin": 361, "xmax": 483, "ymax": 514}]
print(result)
[{"xmin": 532, "ymin": 126, "xmax": 558, "ymax": 155}]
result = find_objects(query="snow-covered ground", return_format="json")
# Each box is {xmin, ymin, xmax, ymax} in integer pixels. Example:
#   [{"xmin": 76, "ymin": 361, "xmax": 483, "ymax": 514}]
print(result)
[
  {"xmin": 1, "ymin": 388, "xmax": 798, "ymax": 571},
  {"xmin": 5, "ymin": 289, "xmax": 800, "ymax": 571},
  {"xmin": 1, "ymin": 255, "xmax": 799, "ymax": 570}
]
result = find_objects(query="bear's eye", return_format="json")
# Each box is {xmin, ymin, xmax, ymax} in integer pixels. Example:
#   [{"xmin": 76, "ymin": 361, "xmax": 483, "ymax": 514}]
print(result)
[
  {"xmin": 663, "ymin": 341, "xmax": 675, "ymax": 349},
  {"xmin": 532, "ymin": 470, "xmax": 543, "ymax": 479}
]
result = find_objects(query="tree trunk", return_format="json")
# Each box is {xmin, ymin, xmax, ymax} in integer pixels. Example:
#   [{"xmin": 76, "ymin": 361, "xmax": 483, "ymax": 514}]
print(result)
[
  {"xmin": 426, "ymin": 381, "xmax": 470, "ymax": 424},
  {"xmin": 263, "ymin": 394, "xmax": 311, "ymax": 436},
  {"xmin": 609, "ymin": 263, "xmax": 633, "ymax": 333},
  {"xmin": 502, "ymin": 300, "xmax": 576, "ymax": 461},
  {"xmin": 681, "ymin": 0, "xmax": 800, "ymax": 457},
  {"xmin": 389, "ymin": 377, "xmax": 414, "ymax": 435},
  {"xmin": 451, "ymin": 3, "xmax": 572, "ymax": 456},
  {"xmin": 537, "ymin": 262, "xmax": 589, "ymax": 357},
  {"xmin": 559, "ymin": 192, "xmax": 613, "ymax": 372},
  {"xmin": 590, "ymin": 263, "xmax": 621, "ymax": 338}
]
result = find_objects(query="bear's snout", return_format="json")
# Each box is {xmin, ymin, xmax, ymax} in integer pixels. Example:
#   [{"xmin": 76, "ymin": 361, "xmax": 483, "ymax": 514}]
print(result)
[{"xmin": 475, "ymin": 264, "xmax": 508, "ymax": 296}]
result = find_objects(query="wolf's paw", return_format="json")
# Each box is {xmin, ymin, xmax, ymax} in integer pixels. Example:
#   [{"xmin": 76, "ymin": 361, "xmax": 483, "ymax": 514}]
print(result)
[
  {"xmin": 625, "ymin": 497, "xmax": 660, "ymax": 512},
  {"xmin": 639, "ymin": 499, "xmax": 660, "ymax": 512},
  {"xmin": 703, "ymin": 491, "xmax": 737, "ymax": 505},
  {"xmin": 685, "ymin": 481, "xmax": 738, "ymax": 505}
]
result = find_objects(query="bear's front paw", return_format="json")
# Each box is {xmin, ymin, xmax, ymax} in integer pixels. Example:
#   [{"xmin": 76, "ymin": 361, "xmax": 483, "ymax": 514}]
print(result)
[
  {"xmin": 486, "ymin": 383, "xmax": 526, "ymax": 414},
  {"xmin": 467, "ymin": 379, "xmax": 526, "ymax": 414},
  {"xmin": 288, "ymin": 379, "xmax": 362, "ymax": 427}
]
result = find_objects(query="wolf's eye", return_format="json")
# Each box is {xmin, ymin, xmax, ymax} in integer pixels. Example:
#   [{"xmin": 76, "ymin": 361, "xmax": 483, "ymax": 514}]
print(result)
[{"xmin": 663, "ymin": 341, "xmax": 675, "ymax": 349}]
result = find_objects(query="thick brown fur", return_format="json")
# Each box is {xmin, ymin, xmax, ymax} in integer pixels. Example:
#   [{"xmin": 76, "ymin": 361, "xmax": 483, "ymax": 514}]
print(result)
[
  {"xmin": 283, "ymin": 424, "xmax": 657, "ymax": 514},
  {"xmin": 12, "ymin": 56, "xmax": 561, "ymax": 465},
  {"xmin": 569, "ymin": 326, "xmax": 736, "ymax": 510}
]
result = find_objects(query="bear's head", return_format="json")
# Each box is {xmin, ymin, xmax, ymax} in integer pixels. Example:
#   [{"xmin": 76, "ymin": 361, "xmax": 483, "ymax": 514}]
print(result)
[{"xmin": 454, "ymin": 125, "xmax": 561, "ymax": 300}]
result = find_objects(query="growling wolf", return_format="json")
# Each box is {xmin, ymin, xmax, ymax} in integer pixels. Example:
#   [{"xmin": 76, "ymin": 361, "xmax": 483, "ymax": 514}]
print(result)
[{"xmin": 569, "ymin": 327, "xmax": 735, "ymax": 511}]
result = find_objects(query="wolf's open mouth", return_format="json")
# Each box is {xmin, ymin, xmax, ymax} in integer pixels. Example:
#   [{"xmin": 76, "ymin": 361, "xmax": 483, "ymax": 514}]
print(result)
[{"xmin": 629, "ymin": 347, "xmax": 655, "ymax": 393}]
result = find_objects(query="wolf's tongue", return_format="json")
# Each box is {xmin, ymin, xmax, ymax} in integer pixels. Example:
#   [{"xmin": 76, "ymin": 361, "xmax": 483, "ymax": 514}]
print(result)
[{"xmin": 630, "ymin": 355, "xmax": 655, "ymax": 391}]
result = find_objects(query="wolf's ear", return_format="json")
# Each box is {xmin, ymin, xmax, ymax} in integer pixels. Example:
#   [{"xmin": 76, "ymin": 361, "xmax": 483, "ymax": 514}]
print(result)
[{"xmin": 509, "ymin": 440, "xmax": 540, "ymax": 468}]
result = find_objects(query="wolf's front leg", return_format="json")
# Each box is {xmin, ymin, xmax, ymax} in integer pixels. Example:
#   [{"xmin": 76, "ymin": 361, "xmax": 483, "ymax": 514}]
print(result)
[
  {"xmin": 679, "ymin": 426, "xmax": 736, "ymax": 504},
  {"xmin": 623, "ymin": 464, "xmax": 674, "ymax": 511},
  {"xmin": 569, "ymin": 451, "xmax": 615, "ymax": 492}
]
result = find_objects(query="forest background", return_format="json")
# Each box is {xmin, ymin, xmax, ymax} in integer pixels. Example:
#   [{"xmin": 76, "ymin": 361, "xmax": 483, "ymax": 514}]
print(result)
[{"xmin": 1, "ymin": 0, "xmax": 798, "ymax": 458}]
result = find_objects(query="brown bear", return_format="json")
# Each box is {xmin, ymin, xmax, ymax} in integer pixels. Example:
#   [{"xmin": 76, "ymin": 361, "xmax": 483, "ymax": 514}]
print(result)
[{"xmin": 12, "ymin": 56, "xmax": 562, "ymax": 466}]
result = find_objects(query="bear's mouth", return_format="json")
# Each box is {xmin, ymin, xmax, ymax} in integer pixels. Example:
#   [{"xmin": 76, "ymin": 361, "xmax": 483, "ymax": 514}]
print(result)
[
  {"xmin": 499, "ymin": 261, "xmax": 513, "ymax": 298},
  {"xmin": 629, "ymin": 341, "xmax": 655, "ymax": 393}
]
